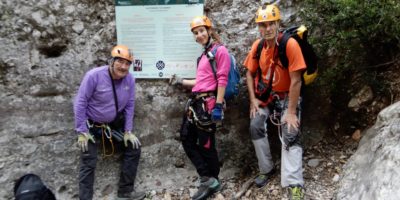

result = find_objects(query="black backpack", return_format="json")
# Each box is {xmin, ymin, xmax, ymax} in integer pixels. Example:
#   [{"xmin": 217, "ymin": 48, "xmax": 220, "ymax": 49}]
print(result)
[
  {"xmin": 14, "ymin": 174, "xmax": 56, "ymax": 200},
  {"xmin": 255, "ymin": 25, "xmax": 318, "ymax": 86}
]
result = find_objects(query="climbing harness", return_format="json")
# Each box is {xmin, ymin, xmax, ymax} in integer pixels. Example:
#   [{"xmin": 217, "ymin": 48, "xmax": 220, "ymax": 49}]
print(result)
[
  {"xmin": 267, "ymin": 94, "xmax": 302, "ymax": 150},
  {"xmin": 185, "ymin": 92, "xmax": 216, "ymax": 132},
  {"xmin": 268, "ymin": 94, "xmax": 287, "ymax": 150},
  {"xmin": 87, "ymin": 120, "xmax": 115, "ymax": 157}
]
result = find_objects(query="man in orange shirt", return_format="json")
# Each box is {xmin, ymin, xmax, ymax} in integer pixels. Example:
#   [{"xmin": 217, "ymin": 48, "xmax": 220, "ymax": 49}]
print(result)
[{"xmin": 243, "ymin": 4, "xmax": 305, "ymax": 200}]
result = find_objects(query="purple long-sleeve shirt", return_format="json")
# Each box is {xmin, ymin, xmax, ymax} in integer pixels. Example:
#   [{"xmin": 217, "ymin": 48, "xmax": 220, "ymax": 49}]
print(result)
[{"xmin": 73, "ymin": 65, "xmax": 135, "ymax": 133}]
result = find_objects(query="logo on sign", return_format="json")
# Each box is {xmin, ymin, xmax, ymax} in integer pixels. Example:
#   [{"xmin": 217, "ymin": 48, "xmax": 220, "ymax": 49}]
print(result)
[{"xmin": 156, "ymin": 60, "xmax": 165, "ymax": 70}]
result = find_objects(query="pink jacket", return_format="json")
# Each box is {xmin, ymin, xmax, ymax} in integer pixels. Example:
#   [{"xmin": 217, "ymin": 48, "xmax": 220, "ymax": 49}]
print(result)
[{"xmin": 192, "ymin": 44, "xmax": 231, "ymax": 92}]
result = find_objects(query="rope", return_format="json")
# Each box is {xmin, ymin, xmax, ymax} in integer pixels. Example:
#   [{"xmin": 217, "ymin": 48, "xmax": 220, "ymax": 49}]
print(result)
[
  {"xmin": 269, "ymin": 111, "xmax": 287, "ymax": 150},
  {"xmin": 94, "ymin": 124, "xmax": 115, "ymax": 157},
  {"xmin": 269, "ymin": 110, "xmax": 303, "ymax": 151}
]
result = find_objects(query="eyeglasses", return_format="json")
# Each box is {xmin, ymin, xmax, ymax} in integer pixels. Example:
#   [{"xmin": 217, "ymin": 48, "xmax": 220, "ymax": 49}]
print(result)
[{"xmin": 115, "ymin": 58, "xmax": 132, "ymax": 66}]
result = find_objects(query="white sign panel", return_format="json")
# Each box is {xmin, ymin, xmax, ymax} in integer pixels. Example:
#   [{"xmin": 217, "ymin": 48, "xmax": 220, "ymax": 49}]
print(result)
[{"xmin": 116, "ymin": 1, "xmax": 204, "ymax": 78}]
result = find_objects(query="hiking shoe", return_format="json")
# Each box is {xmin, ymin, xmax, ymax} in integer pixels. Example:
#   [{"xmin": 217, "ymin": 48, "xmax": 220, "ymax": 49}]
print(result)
[
  {"xmin": 254, "ymin": 168, "xmax": 275, "ymax": 188},
  {"xmin": 254, "ymin": 174, "xmax": 269, "ymax": 188},
  {"xmin": 116, "ymin": 191, "xmax": 146, "ymax": 200},
  {"xmin": 192, "ymin": 177, "xmax": 221, "ymax": 200},
  {"xmin": 287, "ymin": 186, "xmax": 304, "ymax": 200}
]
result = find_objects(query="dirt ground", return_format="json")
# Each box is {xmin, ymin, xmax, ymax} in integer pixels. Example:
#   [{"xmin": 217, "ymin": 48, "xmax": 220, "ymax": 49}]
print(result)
[{"xmin": 149, "ymin": 134, "xmax": 359, "ymax": 200}]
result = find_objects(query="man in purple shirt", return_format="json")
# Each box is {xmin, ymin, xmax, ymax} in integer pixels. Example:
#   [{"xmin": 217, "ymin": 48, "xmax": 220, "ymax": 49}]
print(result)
[{"xmin": 73, "ymin": 45, "xmax": 145, "ymax": 200}]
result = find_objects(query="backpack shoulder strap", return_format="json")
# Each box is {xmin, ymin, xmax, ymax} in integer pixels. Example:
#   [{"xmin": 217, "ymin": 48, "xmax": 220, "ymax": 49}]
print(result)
[
  {"xmin": 254, "ymin": 39, "xmax": 265, "ymax": 81},
  {"xmin": 206, "ymin": 45, "xmax": 222, "ymax": 81},
  {"xmin": 211, "ymin": 45, "xmax": 219, "ymax": 55},
  {"xmin": 278, "ymin": 31, "xmax": 291, "ymax": 68},
  {"xmin": 196, "ymin": 56, "xmax": 201, "ymax": 68},
  {"xmin": 278, "ymin": 26, "xmax": 301, "ymax": 68},
  {"xmin": 255, "ymin": 39, "xmax": 265, "ymax": 60}
]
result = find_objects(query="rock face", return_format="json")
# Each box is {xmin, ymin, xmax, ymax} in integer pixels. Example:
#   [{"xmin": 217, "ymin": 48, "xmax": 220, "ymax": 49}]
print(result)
[
  {"xmin": 335, "ymin": 101, "xmax": 400, "ymax": 200},
  {"xmin": 348, "ymin": 86, "xmax": 374, "ymax": 112},
  {"xmin": 0, "ymin": 0, "xmax": 307, "ymax": 199}
]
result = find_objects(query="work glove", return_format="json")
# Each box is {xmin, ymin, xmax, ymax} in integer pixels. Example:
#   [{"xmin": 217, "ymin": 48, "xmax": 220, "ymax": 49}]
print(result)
[
  {"xmin": 211, "ymin": 103, "xmax": 224, "ymax": 122},
  {"xmin": 124, "ymin": 132, "xmax": 141, "ymax": 149},
  {"xmin": 169, "ymin": 74, "xmax": 183, "ymax": 86},
  {"xmin": 77, "ymin": 132, "xmax": 95, "ymax": 152}
]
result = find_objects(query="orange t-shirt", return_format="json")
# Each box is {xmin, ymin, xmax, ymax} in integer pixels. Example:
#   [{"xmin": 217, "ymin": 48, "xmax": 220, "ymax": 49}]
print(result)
[{"xmin": 243, "ymin": 38, "xmax": 306, "ymax": 92}]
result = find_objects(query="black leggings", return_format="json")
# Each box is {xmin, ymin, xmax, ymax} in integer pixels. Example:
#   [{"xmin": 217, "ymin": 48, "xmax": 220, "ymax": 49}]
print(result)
[{"xmin": 181, "ymin": 122, "xmax": 219, "ymax": 179}]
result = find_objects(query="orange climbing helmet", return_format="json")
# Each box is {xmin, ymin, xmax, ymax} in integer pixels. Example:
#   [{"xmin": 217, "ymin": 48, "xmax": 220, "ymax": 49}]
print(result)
[
  {"xmin": 111, "ymin": 45, "xmax": 133, "ymax": 62},
  {"xmin": 190, "ymin": 16, "xmax": 212, "ymax": 31},
  {"xmin": 255, "ymin": 4, "xmax": 281, "ymax": 23}
]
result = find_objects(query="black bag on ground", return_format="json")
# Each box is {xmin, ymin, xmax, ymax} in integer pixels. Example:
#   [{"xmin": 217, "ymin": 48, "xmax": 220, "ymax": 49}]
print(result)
[{"xmin": 14, "ymin": 174, "xmax": 56, "ymax": 200}]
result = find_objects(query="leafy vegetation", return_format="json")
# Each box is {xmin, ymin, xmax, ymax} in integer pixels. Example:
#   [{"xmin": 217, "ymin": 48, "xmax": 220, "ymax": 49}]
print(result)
[{"xmin": 300, "ymin": 0, "xmax": 400, "ymax": 96}]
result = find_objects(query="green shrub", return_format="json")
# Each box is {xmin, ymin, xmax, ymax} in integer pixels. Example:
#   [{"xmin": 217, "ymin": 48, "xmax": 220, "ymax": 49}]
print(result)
[{"xmin": 300, "ymin": 0, "xmax": 400, "ymax": 95}]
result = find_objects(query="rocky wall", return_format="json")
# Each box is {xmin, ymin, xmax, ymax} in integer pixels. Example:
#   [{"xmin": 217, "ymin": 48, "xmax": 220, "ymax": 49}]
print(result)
[
  {"xmin": 335, "ymin": 101, "xmax": 400, "ymax": 200},
  {"xmin": 0, "ymin": 0, "xmax": 310, "ymax": 199}
]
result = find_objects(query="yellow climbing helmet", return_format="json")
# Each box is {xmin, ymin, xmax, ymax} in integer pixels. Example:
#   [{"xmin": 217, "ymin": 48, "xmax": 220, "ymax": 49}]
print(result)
[
  {"xmin": 255, "ymin": 4, "xmax": 281, "ymax": 23},
  {"xmin": 111, "ymin": 45, "xmax": 133, "ymax": 62},
  {"xmin": 190, "ymin": 16, "xmax": 212, "ymax": 31}
]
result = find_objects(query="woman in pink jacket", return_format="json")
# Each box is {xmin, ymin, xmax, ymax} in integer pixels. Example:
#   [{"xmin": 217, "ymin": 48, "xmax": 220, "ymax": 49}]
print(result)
[{"xmin": 170, "ymin": 16, "xmax": 231, "ymax": 200}]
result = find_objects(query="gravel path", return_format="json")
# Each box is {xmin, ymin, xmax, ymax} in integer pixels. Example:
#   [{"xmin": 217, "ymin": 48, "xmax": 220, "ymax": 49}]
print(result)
[{"xmin": 150, "ymin": 136, "xmax": 358, "ymax": 200}]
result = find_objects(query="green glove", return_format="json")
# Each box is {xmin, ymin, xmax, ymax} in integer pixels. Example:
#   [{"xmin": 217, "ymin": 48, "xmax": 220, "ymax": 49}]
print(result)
[
  {"xmin": 169, "ymin": 74, "xmax": 183, "ymax": 86},
  {"xmin": 124, "ymin": 132, "xmax": 141, "ymax": 149},
  {"xmin": 77, "ymin": 133, "xmax": 95, "ymax": 152}
]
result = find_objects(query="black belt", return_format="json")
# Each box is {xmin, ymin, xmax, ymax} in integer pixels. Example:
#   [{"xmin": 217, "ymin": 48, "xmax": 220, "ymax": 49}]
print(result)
[
  {"xmin": 191, "ymin": 92, "xmax": 215, "ymax": 100},
  {"xmin": 88, "ymin": 119, "xmax": 109, "ymax": 127}
]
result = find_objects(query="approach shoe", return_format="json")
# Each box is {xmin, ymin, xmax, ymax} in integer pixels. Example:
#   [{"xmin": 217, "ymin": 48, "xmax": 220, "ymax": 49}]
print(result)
[
  {"xmin": 287, "ymin": 186, "xmax": 304, "ymax": 200},
  {"xmin": 192, "ymin": 177, "xmax": 221, "ymax": 200},
  {"xmin": 116, "ymin": 191, "xmax": 146, "ymax": 200},
  {"xmin": 254, "ymin": 174, "xmax": 269, "ymax": 188},
  {"xmin": 254, "ymin": 169, "xmax": 275, "ymax": 188}
]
